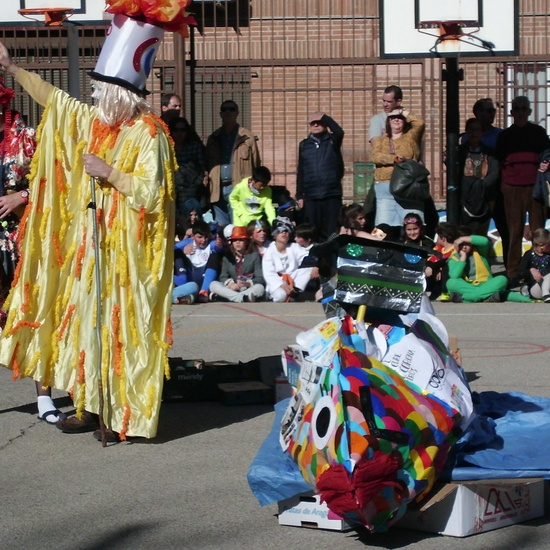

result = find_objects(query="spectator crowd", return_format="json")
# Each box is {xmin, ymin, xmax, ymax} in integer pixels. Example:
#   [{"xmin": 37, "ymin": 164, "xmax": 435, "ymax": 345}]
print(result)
[
  {"xmin": 170, "ymin": 88, "xmax": 550, "ymax": 306},
  {"xmin": 3, "ymin": 24, "xmax": 550, "ymax": 445}
]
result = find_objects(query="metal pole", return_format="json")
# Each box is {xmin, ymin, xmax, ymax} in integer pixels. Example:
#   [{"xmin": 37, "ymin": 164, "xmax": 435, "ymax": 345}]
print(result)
[
  {"xmin": 66, "ymin": 22, "xmax": 80, "ymax": 100},
  {"xmin": 88, "ymin": 177, "xmax": 107, "ymax": 447},
  {"xmin": 189, "ymin": 26, "xmax": 196, "ymax": 128},
  {"xmin": 443, "ymin": 56, "xmax": 463, "ymax": 225}
]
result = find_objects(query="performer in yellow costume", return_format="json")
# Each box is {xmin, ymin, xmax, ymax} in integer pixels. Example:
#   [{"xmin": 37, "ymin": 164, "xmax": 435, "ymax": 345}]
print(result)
[{"xmin": 0, "ymin": 10, "xmax": 182, "ymax": 440}]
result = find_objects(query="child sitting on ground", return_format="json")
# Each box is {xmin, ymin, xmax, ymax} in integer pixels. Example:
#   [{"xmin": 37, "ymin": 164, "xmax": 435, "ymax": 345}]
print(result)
[
  {"xmin": 294, "ymin": 222, "xmax": 318, "ymax": 262},
  {"xmin": 262, "ymin": 217, "xmax": 314, "ymax": 302},
  {"xmin": 173, "ymin": 220, "xmax": 224, "ymax": 304},
  {"xmin": 446, "ymin": 227, "xmax": 531, "ymax": 303},
  {"xmin": 209, "ymin": 226, "xmax": 265, "ymax": 303},
  {"xmin": 401, "ymin": 212, "xmax": 434, "ymax": 250},
  {"xmin": 294, "ymin": 222, "xmax": 320, "ymax": 297},
  {"xmin": 426, "ymin": 222, "xmax": 460, "ymax": 301},
  {"xmin": 247, "ymin": 218, "xmax": 271, "ymax": 257},
  {"xmin": 229, "ymin": 166, "xmax": 276, "ymax": 227},
  {"xmin": 338, "ymin": 203, "xmax": 385, "ymax": 240},
  {"xmin": 339, "ymin": 203, "xmax": 368, "ymax": 232},
  {"xmin": 517, "ymin": 228, "xmax": 550, "ymax": 302}
]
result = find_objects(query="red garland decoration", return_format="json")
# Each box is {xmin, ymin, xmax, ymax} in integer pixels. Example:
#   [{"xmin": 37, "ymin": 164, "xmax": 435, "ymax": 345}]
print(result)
[{"xmin": 0, "ymin": 76, "xmax": 16, "ymax": 106}]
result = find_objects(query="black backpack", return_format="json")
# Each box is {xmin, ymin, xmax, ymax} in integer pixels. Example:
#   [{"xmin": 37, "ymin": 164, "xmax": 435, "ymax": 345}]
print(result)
[{"xmin": 461, "ymin": 175, "xmax": 489, "ymax": 218}]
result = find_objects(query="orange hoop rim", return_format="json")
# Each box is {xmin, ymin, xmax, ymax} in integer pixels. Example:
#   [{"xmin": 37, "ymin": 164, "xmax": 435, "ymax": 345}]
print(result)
[
  {"xmin": 18, "ymin": 7, "xmax": 74, "ymax": 26},
  {"xmin": 18, "ymin": 7, "xmax": 74, "ymax": 14}
]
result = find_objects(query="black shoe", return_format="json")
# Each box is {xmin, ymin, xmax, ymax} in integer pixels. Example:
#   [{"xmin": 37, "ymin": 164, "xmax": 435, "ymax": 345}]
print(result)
[
  {"xmin": 450, "ymin": 292, "xmax": 463, "ymax": 303},
  {"xmin": 197, "ymin": 292, "xmax": 209, "ymax": 303},
  {"xmin": 485, "ymin": 291, "xmax": 503, "ymax": 303},
  {"xmin": 289, "ymin": 289, "xmax": 302, "ymax": 302},
  {"xmin": 543, "ymin": 295, "xmax": 550, "ymax": 303},
  {"xmin": 507, "ymin": 278, "xmax": 521, "ymax": 289}
]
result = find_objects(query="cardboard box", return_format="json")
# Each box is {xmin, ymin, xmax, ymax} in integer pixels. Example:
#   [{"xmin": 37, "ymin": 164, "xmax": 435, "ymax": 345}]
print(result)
[
  {"xmin": 397, "ymin": 478, "xmax": 544, "ymax": 537},
  {"xmin": 218, "ymin": 381, "xmax": 272, "ymax": 405},
  {"xmin": 257, "ymin": 355, "xmax": 285, "ymax": 386},
  {"xmin": 278, "ymin": 492, "xmax": 351, "ymax": 531},
  {"xmin": 163, "ymin": 358, "xmax": 258, "ymax": 402}
]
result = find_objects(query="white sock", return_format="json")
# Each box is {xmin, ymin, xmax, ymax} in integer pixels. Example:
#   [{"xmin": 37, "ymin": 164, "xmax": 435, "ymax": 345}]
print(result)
[{"xmin": 37, "ymin": 396, "xmax": 65, "ymax": 423}]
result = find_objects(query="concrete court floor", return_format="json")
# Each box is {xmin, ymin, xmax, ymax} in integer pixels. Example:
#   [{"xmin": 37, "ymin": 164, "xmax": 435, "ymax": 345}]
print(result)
[{"xmin": 1, "ymin": 300, "xmax": 549, "ymax": 550}]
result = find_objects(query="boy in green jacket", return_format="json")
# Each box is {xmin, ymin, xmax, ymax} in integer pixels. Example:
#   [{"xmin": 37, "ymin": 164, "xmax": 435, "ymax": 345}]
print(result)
[
  {"xmin": 446, "ymin": 228, "xmax": 531, "ymax": 303},
  {"xmin": 229, "ymin": 165, "xmax": 276, "ymax": 227}
]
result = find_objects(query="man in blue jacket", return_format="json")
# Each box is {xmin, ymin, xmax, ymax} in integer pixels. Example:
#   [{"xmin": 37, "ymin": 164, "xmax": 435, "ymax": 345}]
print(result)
[{"xmin": 296, "ymin": 111, "xmax": 344, "ymax": 240}]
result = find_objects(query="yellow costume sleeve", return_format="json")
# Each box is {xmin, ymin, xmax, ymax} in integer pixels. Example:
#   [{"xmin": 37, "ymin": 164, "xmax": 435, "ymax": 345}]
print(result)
[{"xmin": 16, "ymin": 69, "xmax": 55, "ymax": 106}]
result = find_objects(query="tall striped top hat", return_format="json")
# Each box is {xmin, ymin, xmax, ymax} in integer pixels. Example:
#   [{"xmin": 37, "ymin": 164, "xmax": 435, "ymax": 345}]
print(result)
[{"xmin": 89, "ymin": 14, "xmax": 164, "ymax": 96}]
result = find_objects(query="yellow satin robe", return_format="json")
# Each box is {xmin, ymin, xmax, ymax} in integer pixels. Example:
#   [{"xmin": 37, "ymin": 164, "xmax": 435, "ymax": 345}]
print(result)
[{"xmin": 0, "ymin": 70, "xmax": 175, "ymax": 439}]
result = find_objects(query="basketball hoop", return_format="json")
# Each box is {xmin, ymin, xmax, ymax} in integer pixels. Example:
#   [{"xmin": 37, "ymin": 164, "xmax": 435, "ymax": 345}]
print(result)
[
  {"xmin": 418, "ymin": 20, "xmax": 495, "ymax": 55},
  {"xmin": 18, "ymin": 7, "xmax": 74, "ymax": 26}
]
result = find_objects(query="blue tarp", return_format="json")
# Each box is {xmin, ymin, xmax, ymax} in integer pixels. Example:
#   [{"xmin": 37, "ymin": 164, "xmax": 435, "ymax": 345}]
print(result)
[
  {"xmin": 247, "ymin": 399, "xmax": 310, "ymax": 506},
  {"xmin": 444, "ymin": 391, "xmax": 550, "ymax": 480},
  {"xmin": 248, "ymin": 391, "xmax": 550, "ymax": 506}
]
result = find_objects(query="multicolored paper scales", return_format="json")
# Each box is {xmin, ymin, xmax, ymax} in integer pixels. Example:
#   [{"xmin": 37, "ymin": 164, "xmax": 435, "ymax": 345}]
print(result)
[{"xmin": 281, "ymin": 325, "xmax": 463, "ymax": 532}]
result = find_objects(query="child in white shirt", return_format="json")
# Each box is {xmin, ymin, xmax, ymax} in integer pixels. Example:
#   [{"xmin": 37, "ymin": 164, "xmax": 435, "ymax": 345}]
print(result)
[{"xmin": 262, "ymin": 217, "xmax": 313, "ymax": 302}]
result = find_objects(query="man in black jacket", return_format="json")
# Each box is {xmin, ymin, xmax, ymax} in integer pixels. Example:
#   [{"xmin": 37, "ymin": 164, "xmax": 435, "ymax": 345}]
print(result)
[{"xmin": 296, "ymin": 111, "xmax": 344, "ymax": 239}]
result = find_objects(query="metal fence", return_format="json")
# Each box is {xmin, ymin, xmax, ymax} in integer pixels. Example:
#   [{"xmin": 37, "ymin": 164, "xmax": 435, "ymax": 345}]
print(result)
[{"xmin": 2, "ymin": 2, "xmax": 550, "ymax": 205}]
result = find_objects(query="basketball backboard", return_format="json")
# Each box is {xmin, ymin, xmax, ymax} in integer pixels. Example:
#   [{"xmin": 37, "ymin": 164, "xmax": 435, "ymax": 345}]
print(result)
[
  {"xmin": 2, "ymin": 0, "xmax": 107, "ymax": 25},
  {"xmin": 380, "ymin": 0, "xmax": 518, "ymax": 58}
]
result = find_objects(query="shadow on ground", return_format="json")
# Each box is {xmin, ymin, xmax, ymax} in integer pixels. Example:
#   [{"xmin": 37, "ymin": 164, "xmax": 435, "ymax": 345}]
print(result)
[
  {"xmin": 152, "ymin": 400, "xmax": 273, "ymax": 443},
  {"xmin": 147, "ymin": 354, "xmax": 283, "ymax": 444},
  {"xmin": 0, "ymin": 394, "xmax": 73, "ymax": 418}
]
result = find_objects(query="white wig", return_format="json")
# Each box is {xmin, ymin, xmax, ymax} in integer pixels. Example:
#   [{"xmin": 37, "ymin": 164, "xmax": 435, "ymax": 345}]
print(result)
[{"xmin": 92, "ymin": 80, "xmax": 151, "ymax": 126}]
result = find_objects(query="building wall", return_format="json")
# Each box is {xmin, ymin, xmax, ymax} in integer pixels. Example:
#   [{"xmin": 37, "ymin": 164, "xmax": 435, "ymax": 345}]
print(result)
[
  {"xmin": 2, "ymin": 1, "xmax": 550, "ymax": 204},
  {"xmin": 186, "ymin": 1, "xmax": 550, "ymax": 202}
]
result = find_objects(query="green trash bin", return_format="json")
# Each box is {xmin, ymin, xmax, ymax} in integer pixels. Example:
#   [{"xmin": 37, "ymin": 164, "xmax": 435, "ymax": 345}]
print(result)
[{"xmin": 353, "ymin": 162, "xmax": 375, "ymax": 213}]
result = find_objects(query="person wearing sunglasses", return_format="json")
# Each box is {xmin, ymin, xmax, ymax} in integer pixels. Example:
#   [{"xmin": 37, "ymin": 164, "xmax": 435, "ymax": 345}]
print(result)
[
  {"xmin": 205, "ymin": 100, "xmax": 261, "ymax": 227},
  {"xmin": 496, "ymin": 96, "xmax": 550, "ymax": 285},
  {"xmin": 296, "ymin": 111, "xmax": 345, "ymax": 241},
  {"xmin": 371, "ymin": 107, "xmax": 425, "ymax": 227}
]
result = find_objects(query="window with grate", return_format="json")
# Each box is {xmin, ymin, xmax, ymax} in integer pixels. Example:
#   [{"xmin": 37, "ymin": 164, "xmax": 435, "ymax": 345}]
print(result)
[{"xmin": 505, "ymin": 62, "xmax": 550, "ymax": 131}]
